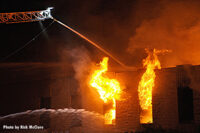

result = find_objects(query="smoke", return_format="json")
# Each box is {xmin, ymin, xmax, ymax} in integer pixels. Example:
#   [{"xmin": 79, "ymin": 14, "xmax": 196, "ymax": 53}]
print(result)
[
  {"xmin": 60, "ymin": 46, "xmax": 92, "ymax": 103},
  {"xmin": 65, "ymin": 46, "xmax": 92, "ymax": 81},
  {"xmin": 127, "ymin": 1, "xmax": 200, "ymax": 67},
  {"xmin": 53, "ymin": 0, "xmax": 200, "ymax": 67}
]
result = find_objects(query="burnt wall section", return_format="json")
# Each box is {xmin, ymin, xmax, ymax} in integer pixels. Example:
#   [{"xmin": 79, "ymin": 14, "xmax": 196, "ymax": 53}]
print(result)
[
  {"xmin": 176, "ymin": 65, "xmax": 200, "ymax": 133},
  {"xmin": 189, "ymin": 65, "xmax": 200, "ymax": 125},
  {"xmin": 176, "ymin": 65, "xmax": 194, "ymax": 123}
]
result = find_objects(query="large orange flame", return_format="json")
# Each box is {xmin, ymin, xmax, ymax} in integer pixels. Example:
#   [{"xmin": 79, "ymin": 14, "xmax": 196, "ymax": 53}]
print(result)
[
  {"xmin": 138, "ymin": 49, "xmax": 169, "ymax": 123},
  {"xmin": 89, "ymin": 57, "xmax": 121, "ymax": 124}
]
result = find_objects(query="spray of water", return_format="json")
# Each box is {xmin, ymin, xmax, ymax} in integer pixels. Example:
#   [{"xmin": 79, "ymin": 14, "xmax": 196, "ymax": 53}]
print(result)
[
  {"xmin": 0, "ymin": 108, "xmax": 114, "ymax": 132},
  {"xmin": 53, "ymin": 18, "xmax": 136, "ymax": 70}
]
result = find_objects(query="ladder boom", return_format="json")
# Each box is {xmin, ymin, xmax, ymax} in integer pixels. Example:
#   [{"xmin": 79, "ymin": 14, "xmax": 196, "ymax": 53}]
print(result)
[{"xmin": 0, "ymin": 7, "xmax": 53, "ymax": 24}]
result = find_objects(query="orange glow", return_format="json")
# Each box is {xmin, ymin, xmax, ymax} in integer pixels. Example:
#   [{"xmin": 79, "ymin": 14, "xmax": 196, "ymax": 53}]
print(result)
[
  {"xmin": 138, "ymin": 49, "xmax": 169, "ymax": 123},
  {"xmin": 89, "ymin": 57, "xmax": 121, "ymax": 124}
]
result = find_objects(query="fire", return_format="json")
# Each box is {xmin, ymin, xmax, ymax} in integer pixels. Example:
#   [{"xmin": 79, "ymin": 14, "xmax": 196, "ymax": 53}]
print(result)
[
  {"xmin": 89, "ymin": 57, "xmax": 121, "ymax": 124},
  {"xmin": 138, "ymin": 49, "xmax": 169, "ymax": 123}
]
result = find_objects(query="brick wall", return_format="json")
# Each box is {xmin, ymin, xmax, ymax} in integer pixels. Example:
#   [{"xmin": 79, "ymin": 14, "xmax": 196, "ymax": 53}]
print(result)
[
  {"xmin": 114, "ymin": 65, "xmax": 200, "ymax": 132},
  {"xmin": 115, "ymin": 70, "xmax": 142, "ymax": 132},
  {"xmin": 153, "ymin": 68, "xmax": 178, "ymax": 129}
]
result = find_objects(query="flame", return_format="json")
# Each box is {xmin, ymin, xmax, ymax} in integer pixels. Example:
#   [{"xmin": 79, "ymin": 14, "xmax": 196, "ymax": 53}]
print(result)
[
  {"xmin": 138, "ymin": 49, "xmax": 169, "ymax": 123},
  {"xmin": 89, "ymin": 57, "xmax": 121, "ymax": 124}
]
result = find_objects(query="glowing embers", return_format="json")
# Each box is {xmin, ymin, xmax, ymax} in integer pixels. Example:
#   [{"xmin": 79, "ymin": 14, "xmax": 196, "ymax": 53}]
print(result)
[
  {"xmin": 89, "ymin": 57, "xmax": 121, "ymax": 124},
  {"xmin": 138, "ymin": 49, "xmax": 170, "ymax": 123}
]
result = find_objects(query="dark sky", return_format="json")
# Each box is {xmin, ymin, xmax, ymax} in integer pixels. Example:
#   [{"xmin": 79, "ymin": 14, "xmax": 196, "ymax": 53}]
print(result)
[{"xmin": 0, "ymin": 0, "xmax": 161, "ymax": 66}]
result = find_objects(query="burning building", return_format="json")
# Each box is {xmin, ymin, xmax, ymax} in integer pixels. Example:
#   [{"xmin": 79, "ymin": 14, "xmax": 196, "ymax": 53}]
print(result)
[
  {"xmin": 0, "ymin": 56, "xmax": 200, "ymax": 133},
  {"xmin": 79, "ymin": 53, "xmax": 200, "ymax": 132}
]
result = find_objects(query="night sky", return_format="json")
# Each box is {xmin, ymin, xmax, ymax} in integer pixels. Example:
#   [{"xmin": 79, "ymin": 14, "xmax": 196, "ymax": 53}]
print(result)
[{"xmin": 0, "ymin": 0, "xmax": 161, "ymax": 66}]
